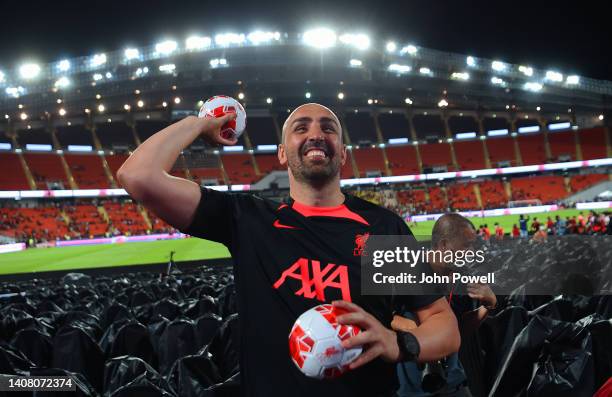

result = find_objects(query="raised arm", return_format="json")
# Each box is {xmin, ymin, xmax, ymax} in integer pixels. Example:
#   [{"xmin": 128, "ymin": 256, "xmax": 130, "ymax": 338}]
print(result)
[{"xmin": 116, "ymin": 114, "xmax": 236, "ymax": 230}]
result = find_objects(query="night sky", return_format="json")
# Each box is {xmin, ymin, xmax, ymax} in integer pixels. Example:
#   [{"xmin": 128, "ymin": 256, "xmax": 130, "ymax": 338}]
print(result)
[{"xmin": 0, "ymin": 0, "xmax": 609, "ymax": 80}]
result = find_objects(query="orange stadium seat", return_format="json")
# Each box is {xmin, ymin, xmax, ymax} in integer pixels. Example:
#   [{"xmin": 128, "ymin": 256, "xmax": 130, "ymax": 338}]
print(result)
[
  {"xmin": 426, "ymin": 186, "xmax": 448, "ymax": 212},
  {"xmin": 222, "ymin": 154, "xmax": 257, "ymax": 184},
  {"xmin": 255, "ymin": 154, "xmax": 285, "ymax": 176},
  {"xmin": 447, "ymin": 183, "xmax": 478, "ymax": 210},
  {"xmin": 105, "ymin": 154, "xmax": 129, "ymax": 183},
  {"xmin": 0, "ymin": 153, "xmax": 30, "ymax": 190},
  {"xmin": 0, "ymin": 206, "xmax": 70, "ymax": 241},
  {"xmin": 516, "ymin": 134, "xmax": 547, "ymax": 165},
  {"xmin": 103, "ymin": 202, "xmax": 149, "ymax": 235},
  {"xmin": 419, "ymin": 143, "xmax": 453, "ymax": 170},
  {"xmin": 189, "ymin": 167, "xmax": 222, "ymax": 184},
  {"xmin": 23, "ymin": 153, "xmax": 69, "ymax": 189},
  {"xmin": 548, "ymin": 131, "xmax": 576, "ymax": 161},
  {"xmin": 341, "ymin": 151, "xmax": 356, "ymax": 178},
  {"xmin": 352, "ymin": 147, "xmax": 386, "ymax": 176},
  {"xmin": 453, "ymin": 140, "xmax": 486, "ymax": 170},
  {"xmin": 486, "ymin": 137, "xmax": 516, "ymax": 166},
  {"xmin": 478, "ymin": 180, "xmax": 507, "ymax": 208},
  {"xmin": 579, "ymin": 127, "xmax": 608, "ymax": 159},
  {"xmin": 385, "ymin": 146, "xmax": 420, "ymax": 175},
  {"xmin": 511, "ymin": 175, "xmax": 567, "ymax": 203},
  {"xmin": 570, "ymin": 174, "xmax": 608, "ymax": 192},
  {"xmin": 64, "ymin": 204, "xmax": 109, "ymax": 238},
  {"xmin": 65, "ymin": 154, "xmax": 110, "ymax": 188}
]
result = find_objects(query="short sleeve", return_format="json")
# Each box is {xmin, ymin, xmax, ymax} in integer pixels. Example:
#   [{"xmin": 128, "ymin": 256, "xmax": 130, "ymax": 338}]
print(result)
[{"xmin": 181, "ymin": 187, "xmax": 235, "ymax": 247}]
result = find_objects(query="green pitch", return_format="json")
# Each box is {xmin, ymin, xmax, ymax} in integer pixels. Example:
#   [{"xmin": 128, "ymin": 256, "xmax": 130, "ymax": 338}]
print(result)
[{"xmin": 0, "ymin": 208, "xmax": 585, "ymax": 276}]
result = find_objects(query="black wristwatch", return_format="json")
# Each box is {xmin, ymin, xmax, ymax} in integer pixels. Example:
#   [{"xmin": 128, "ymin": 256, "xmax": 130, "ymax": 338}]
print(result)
[{"xmin": 396, "ymin": 330, "xmax": 421, "ymax": 362}]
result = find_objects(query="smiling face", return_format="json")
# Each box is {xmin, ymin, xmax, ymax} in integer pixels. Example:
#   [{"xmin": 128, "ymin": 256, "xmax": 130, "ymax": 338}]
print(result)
[{"xmin": 278, "ymin": 103, "xmax": 346, "ymax": 186}]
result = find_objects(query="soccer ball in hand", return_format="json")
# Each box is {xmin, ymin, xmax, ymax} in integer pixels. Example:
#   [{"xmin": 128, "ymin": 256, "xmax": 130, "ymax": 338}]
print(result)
[
  {"xmin": 289, "ymin": 304, "xmax": 362, "ymax": 379},
  {"xmin": 198, "ymin": 95, "xmax": 246, "ymax": 140}
]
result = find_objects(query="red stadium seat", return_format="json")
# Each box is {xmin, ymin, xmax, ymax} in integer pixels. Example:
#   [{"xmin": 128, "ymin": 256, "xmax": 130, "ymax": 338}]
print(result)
[
  {"xmin": 569, "ymin": 174, "xmax": 608, "ymax": 192},
  {"xmin": 65, "ymin": 154, "xmax": 111, "ymax": 188},
  {"xmin": 419, "ymin": 143, "xmax": 453, "ymax": 170},
  {"xmin": 23, "ymin": 153, "xmax": 69, "ymax": 189},
  {"xmin": 511, "ymin": 176, "xmax": 567, "ymax": 203},
  {"xmin": 447, "ymin": 183, "xmax": 478, "ymax": 210},
  {"xmin": 547, "ymin": 131, "xmax": 576, "ymax": 161},
  {"xmin": 385, "ymin": 146, "xmax": 420, "ymax": 175},
  {"xmin": 486, "ymin": 137, "xmax": 516, "ymax": 166},
  {"xmin": 0, "ymin": 153, "xmax": 30, "ymax": 190},
  {"xmin": 221, "ymin": 154, "xmax": 257, "ymax": 184},
  {"xmin": 478, "ymin": 180, "xmax": 507, "ymax": 208},
  {"xmin": 579, "ymin": 128, "xmax": 607, "ymax": 160},
  {"xmin": 516, "ymin": 134, "xmax": 547, "ymax": 165},
  {"xmin": 352, "ymin": 147, "xmax": 386, "ymax": 176},
  {"xmin": 453, "ymin": 140, "xmax": 486, "ymax": 170}
]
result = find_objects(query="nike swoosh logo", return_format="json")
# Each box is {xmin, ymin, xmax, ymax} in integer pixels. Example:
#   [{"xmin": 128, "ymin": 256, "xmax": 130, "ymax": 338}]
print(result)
[{"xmin": 273, "ymin": 220, "xmax": 299, "ymax": 230}]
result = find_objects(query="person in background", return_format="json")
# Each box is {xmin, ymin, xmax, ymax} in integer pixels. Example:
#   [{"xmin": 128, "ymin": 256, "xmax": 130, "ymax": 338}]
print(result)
[
  {"xmin": 494, "ymin": 223, "xmax": 504, "ymax": 241},
  {"xmin": 483, "ymin": 224, "xmax": 491, "ymax": 241},
  {"xmin": 546, "ymin": 216, "xmax": 555, "ymax": 235},
  {"xmin": 530, "ymin": 217, "xmax": 540, "ymax": 234},
  {"xmin": 533, "ymin": 225, "xmax": 548, "ymax": 242},
  {"xmin": 518, "ymin": 214, "xmax": 529, "ymax": 238},
  {"xmin": 511, "ymin": 224, "xmax": 520, "ymax": 238},
  {"xmin": 555, "ymin": 215, "xmax": 566, "ymax": 236}
]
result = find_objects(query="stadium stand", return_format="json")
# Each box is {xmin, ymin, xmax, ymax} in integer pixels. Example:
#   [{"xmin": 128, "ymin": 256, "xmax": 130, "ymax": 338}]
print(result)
[
  {"xmin": 0, "ymin": 153, "xmax": 30, "ymax": 190},
  {"xmin": 64, "ymin": 203, "xmax": 109, "ymax": 238},
  {"xmin": 341, "ymin": 150, "xmax": 356, "ymax": 178},
  {"xmin": 65, "ymin": 154, "xmax": 110, "ymax": 188},
  {"xmin": 385, "ymin": 145, "xmax": 420, "ymax": 175},
  {"xmin": 486, "ymin": 137, "xmax": 516, "ymax": 167},
  {"xmin": 105, "ymin": 154, "xmax": 129, "ymax": 183},
  {"xmin": 579, "ymin": 127, "xmax": 608, "ymax": 160},
  {"xmin": 352, "ymin": 147, "xmax": 386, "ymax": 176},
  {"xmin": 24, "ymin": 153, "xmax": 69, "ymax": 189},
  {"xmin": 511, "ymin": 175, "xmax": 567, "ymax": 203},
  {"xmin": 221, "ymin": 154, "xmax": 257, "ymax": 184},
  {"xmin": 254, "ymin": 153, "xmax": 284, "ymax": 175},
  {"xmin": 569, "ymin": 173, "xmax": 608, "ymax": 192},
  {"xmin": 378, "ymin": 112, "xmax": 411, "ymax": 140},
  {"xmin": 516, "ymin": 133, "xmax": 548, "ymax": 165},
  {"xmin": 0, "ymin": 206, "xmax": 70, "ymax": 241},
  {"xmin": 55, "ymin": 123, "xmax": 94, "ymax": 148},
  {"xmin": 189, "ymin": 167, "xmax": 223, "ymax": 185},
  {"xmin": 344, "ymin": 112, "xmax": 378, "ymax": 144},
  {"xmin": 453, "ymin": 140, "xmax": 487, "ymax": 170},
  {"xmin": 447, "ymin": 182, "xmax": 478, "ymax": 210},
  {"xmin": 548, "ymin": 130, "xmax": 576, "ymax": 161},
  {"xmin": 103, "ymin": 201, "xmax": 149, "ymax": 235},
  {"xmin": 478, "ymin": 180, "xmax": 508, "ymax": 208},
  {"xmin": 427, "ymin": 186, "xmax": 448, "ymax": 212},
  {"xmin": 397, "ymin": 188, "xmax": 427, "ymax": 214},
  {"xmin": 419, "ymin": 142, "xmax": 453, "ymax": 171}
]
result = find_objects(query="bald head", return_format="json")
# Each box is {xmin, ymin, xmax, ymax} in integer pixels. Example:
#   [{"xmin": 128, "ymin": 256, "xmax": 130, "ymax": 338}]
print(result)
[
  {"xmin": 281, "ymin": 103, "xmax": 342, "ymax": 144},
  {"xmin": 431, "ymin": 213, "xmax": 476, "ymax": 250}
]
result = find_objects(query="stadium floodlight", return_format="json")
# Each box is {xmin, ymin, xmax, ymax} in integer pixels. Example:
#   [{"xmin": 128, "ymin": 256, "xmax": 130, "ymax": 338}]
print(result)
[
  {"xmin": 196, "ymin": 100, "xmax": 204, "ymax": 107},
  {"xmin": 491, "ymin": 60, "xmax": 506, "ymax": 72},
  {"xmin": 349, "ymin": 59, "xmax": 362, "ymax": 67},
  {"xmin": 386, "ymin": 41, "xmax": 397, "ymax": 52},
  {"xmin": 124, "ymin": 104, "xmax": 131, "ymax": 111},
  {"xmin": 186, "ymin": 35, "xmax": 212, "ymax": 50},
  {"xmin": 238, "ymin": 92, "xmax": 245, "ymax": 100},
  {"xmin": 388, "ymin": 63, "xmax": 411, "ymax": 74},
  {"xmin": 174, "ymin": 97, "xmax": 181, "ymax": 104},
  {"xmin": 337, "ymin": 92, "xmax": 345, "ymax": 100},
  {"xmin": 54, "ymin": 77, "xmax": 70, "ymax": 88},
  {"xmin": 209, "ymin": 58, "xmax": 227, "ymax": 68},
  {"xmin": 0, "ymin": 70, "xmax": 4, "ymax": 83},
  {"xmin": 598, "ymin": 114, "xmax": 604, "ymax": 121},
  {"xmin": 438, "ymin": 99, "xmax": 449, "ymax": 108},
  {"xmin": 518, "ymin": 65, "xmax": 533, "ymax": 76},
  {"xmin": 135, "ymin": 67, "xmax": 149, "ymax": 77},
  {"xmin": 524, "ymin": 82, "xmax": 543, "ymax": 92},
  {"xmin": 545, "ymin": 71, "xmax": 563, "ymax": 82},
  {"xmin": 566, "ymin": 75, "xmax": 580, "ymax": 85},
  {"xmin": 57, "ymin": 59, "xmax": 70, "ymax": 72},
  {"xmin": 339, "ymin": 33, "xmax": 370, "ymax": 50},
  {"xmin": 162, "ymin": 101, "xmax": 168, "ymax": 108},
  {"xmin": 5, "ymin": 86, "xmax": 25, "ymax": 97},
  {"xmin": 93, "ymin": 73, "xmax": 103, "ymax": 81},
  {"xmin": 247, "ymin": 31, "xmax": 280, "ymax": 45},
  {"xmin": 105, "ymin": 72, "xmax": 112, "ymax": 79},
  {"xmin": 90, "ymin": 53, "xmax": 107, "ymax": 68},
  {"xmin": 95, "ymin": 93, "xmax": 102, "ymax": 99},
  {"xmin": 491, "ymin": 76, "xmax": 506, "ymax": 86},
  {"xmin": 97, "ymin": 104, "xmax": 105, "ymax": 113},
  {"xmin": 58, "ymin": 108, "xmax": 66, "ymax": 116},
  {"xmin": 419, "ymin": 67, "xmax": 432, "ymax": 75},
  {"xmin": 155, "ymin": 40, "xmax": 178, "ymax": 55},
  {"xmin": 159, "ymin": 64, "xmax": 176, "ymax": 73},
  {"xmin": 536, "ymin": 106, "xmax": 541, "ymax": 111},
  {"xmin": 303, "ymin": 28, "xmax": 336, "ymax": 49},
  {"xmin": 466, "ymin": 56, "xmax": 476, "ymax": 67},
  {"xmin": 20, "ymin": 112, "xmax": 27, "ymax": 120},
  {"xmin": 266, "ymin": 97, "xmax": 273, "ymax": 104},
  {"xmin": 137, "ymin": 100, "xmax": 144, "ymax": 108},
  {"xmin": 405, "ymin": 97, "xmax": 413, "ymax": 105},
  {"xmin": 124, "ymin": 48, "xmax": 140, "ymax": 60},
  {"xmin": 400, "ymin": 45, "xmax": 418, "ymax": 55},
  {"xmin": 450, "ymin": 72, "xmax": 470, "ymax": 81},
  {"xmin": 305, "ymin": 92, "xmax": 311, "ymax": 99},
  {"xmin": 215, "ymin": 33, "xmax": 246, "ymax": 47},
  {"xmin": 19, "ymin": 63, "xmax": 41, "ymax": 79}
]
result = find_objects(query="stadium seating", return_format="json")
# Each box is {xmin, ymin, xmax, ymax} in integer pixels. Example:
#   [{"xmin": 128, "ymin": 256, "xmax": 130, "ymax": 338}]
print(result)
[
  {"xmin": 579, "ymin": 127, "xmax": 608, "ymax": 159},
  {"xmin": 447, "ymin": 182, "xmax": 478, "ymax": 210},
  {"xmin": 385, "ymin": 146, "xmax": 420, "ymax": 175},
  {"xmin": 569, "ymin": 174, "xmax": 608, "ymax": 192},
  {"xmin": 254, "ymin": 153, "xmax": 284, "ymax": 176},
  {"xmin": 103, "ymin": 202, "xmax": 149, "ymax": 235},
  {"xmin": 419, "ymin": 142, "xmax": 453, "ymax": 171},
  {"xmin": 426, "ymin": 186, "xmax": 448, "ymax": 212},
  {"xmin": 352, "ymin": 147, "xmax": 386, "ymax": 176},
  {"xmin": 65, "ymin": 154, "xmax": 111, "ymax": 188},
  {"xmin": 548, "ymin": 131, "xmax": 576, "ymax": 161},
  {"xmin": 221, "ymin": 154, "xmax": 257, "ymax": 184},
  {"xmin": 24, "ymin": 153, "xmax": 69, "ymax": 189},
  {"xmin": 64, "ymin": 204, "xmax": 109, "ymax": 238},
  {"xmin": 106, "ymin": 154, "xmax": 129, "ymax": 183},
  {"xmin": 396, "ymin": 189, "xmax": 427, "ymax": 214},
  {"xmin": 341, "ymin": 151, "xmax": 356, "ymax": 178},
  {"xmin": 453, "ymin": 140, "xmax": 487, "ymax": 170},
  {"xmin": 486, "ymin": 137, "xmax": 516, "ymax": 166},
  {"xmin": 478, "ymin": 180, "xmax": 507, "ymax": 208},
  {"xmin": 511, "ymin": 175, "xmax": 567, "ymax": 203},
  {"xmin": 0, "ymin": 206, "xmax": 70, "ymax": 241},
  {"xmin": 0, "ymin": 153, "xmax": 30, "ymax": 190},
  {"xmin": 189, "ymin": 167, "xmax": 223, "ymax": 185},
  {"xmin": 516, "ymin": 134, "xmax": 547, "ymax": 165}
]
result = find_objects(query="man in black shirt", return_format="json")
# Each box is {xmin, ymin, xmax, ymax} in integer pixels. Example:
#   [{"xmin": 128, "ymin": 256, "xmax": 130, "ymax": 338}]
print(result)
[{"xmin": 118, "ymin": 103, "xmax": 460, "ymax": 396}]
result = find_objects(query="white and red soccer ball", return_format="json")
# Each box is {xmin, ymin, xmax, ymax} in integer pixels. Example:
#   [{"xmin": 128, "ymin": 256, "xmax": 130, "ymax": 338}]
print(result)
[
  {"xmin": 289, "ymin": 304, "xmax": 362, "ymax": 379},
  {"xmin": 198, "ymin": 95, "xmax": 246, "ymax": 140}
]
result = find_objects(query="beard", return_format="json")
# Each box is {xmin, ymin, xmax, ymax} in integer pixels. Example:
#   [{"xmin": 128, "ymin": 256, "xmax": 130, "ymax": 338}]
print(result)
[{"xmin": 287, "ymin": 140, "xmax": 342, "ymax": 186}]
